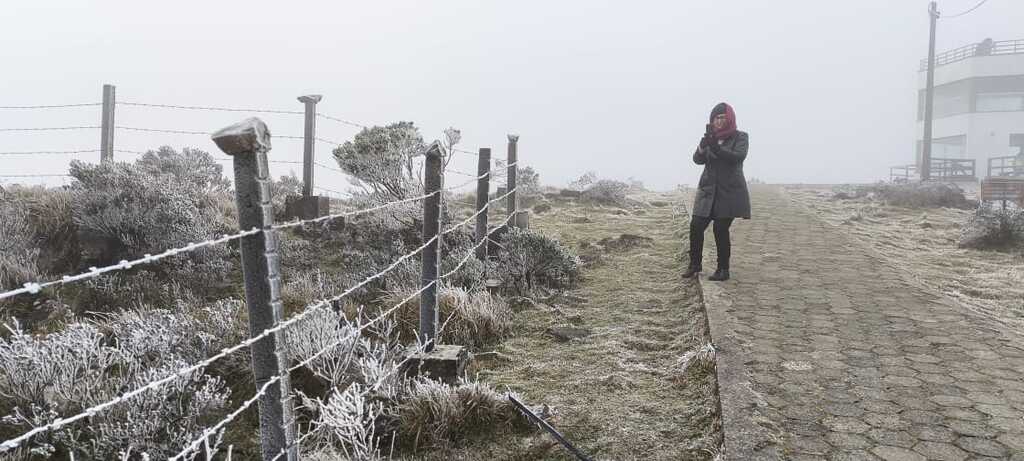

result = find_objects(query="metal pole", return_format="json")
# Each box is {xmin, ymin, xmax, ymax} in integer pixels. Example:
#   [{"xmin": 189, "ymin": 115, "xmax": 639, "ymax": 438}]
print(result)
[
  {"xmin": 420, "ymin": 142, "xmax": 443, "ymax": 351},
  {"xmin": 298, "ymin": 95, "xmax": 322, "ymax": 197},
  {"xmin": 475, "ymin": 147, "xmax": 491, "ymax": 260},
  {"xmin": 212, "ymin": 118, "xmax": 297, "ymax": 461},
  {"xmin": 506, "ymin": 134, "xmax": 519, "ymax": 226},
  {"xmin": 100, "ymin": 84, "xmax": 115, "ymax": 164},
  {"xmin": 922, "ymin": 1, "xmax": 939, "ymax": 181}
]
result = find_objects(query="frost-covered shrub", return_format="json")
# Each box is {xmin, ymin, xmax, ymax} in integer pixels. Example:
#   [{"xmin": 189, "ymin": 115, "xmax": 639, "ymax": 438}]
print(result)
[
  {"xmin": 135, "ymin": 146, "xmax": 231, "ymax": 195},
  {"xmin": 852, "ymin": 181, "xmax": 973, "ymax": 209},
  {"xmin": 495, "ymin": 228, "xmax": 581, "ymax": 295},
  {"xmin": 395, "ymin": 379, "xmax": 527, "ymax": 450},
  {"xmin": 582, "ymin": 179, "xmax": 630, "ymax": 206},
  {"xmin": 958, "ymin": 204, "xmax": 1024, "ymax": 250},
  {"xmin": 383, "ymin": 287, "xmax": 512, "ymax": 349},
  {"xmin": 332, "ymin": 122, "xmax": 426, "ymax": 201},
  {"xmin": 0, "ymin": 185, "xmax": 78, "ymax": 292},
  {"xmin": 68, "ymin": 155, "xmax": 234, "ymax": 266},
  {"xmin": 0, "ymin": 301, "xmax": 242, "ymax": 459},
  {"xmin": 0, "ymin": 199, "xmax": 40, "ymax": 291},
  {"xmin": 271, "ymin": 173, "xmax": 304, "ymax": 220},
  {"xmin": 568, "ymin": 171, "xmax": 598, "ymax": 192},
  {"xmin": 516, "ymin": 166, "xmax": 542, "ymax": 205}
]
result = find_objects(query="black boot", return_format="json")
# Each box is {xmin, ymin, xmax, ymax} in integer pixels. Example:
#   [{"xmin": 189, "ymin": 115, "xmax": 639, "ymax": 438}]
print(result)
[
  {"xmin": 683, "ymin": 265, "xmax": 702, "ymax": 278},
  {"xmin": 708, "ymin": 268, "xmax": 730, "ymax": 281}
]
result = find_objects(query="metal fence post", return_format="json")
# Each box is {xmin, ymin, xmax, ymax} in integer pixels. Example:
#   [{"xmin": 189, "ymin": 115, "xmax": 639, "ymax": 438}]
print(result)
[
  {"xmin": 298, "ymin": 95, "xmax": 322, "ymax": 197},
  {"xmin": 212, "ymin": 118, "xmax": 297, "ymax": 461},
  {"xmin": 100, "ymin": 84, "xmax": 115, "ymax": 164},
  {"xmin": 420, "ymin": 142, "xmax": 443, "ymax": 351},
  {"xmin": 506, "ymin": 134, "xmax": 519, "ymax": 226},
  {"xmin": 474, "ymin": 147, "xmax": 491, "ymax": 260}
]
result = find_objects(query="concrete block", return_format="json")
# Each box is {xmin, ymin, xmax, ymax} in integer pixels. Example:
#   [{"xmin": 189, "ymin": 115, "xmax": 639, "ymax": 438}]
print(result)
[
  {"xmin": 284, "ymin": 195, "xmax": 329, "ymax": 220},
  {"xmin": 404, "ymin": 344, "xmax": 469, "ymax": 385},
  {"xmin": 515, "ymin": 210, "xmax": 531, "ymax": 229}
]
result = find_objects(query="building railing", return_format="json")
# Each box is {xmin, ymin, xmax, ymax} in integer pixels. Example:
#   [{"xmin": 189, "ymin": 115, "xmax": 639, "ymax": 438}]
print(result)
[
  {"xmin": 932, "ymin": 158, "xmax": 976, "ymax": 180},
  {"xmin": 919, "ymin": 39, "xmax": 1024, "ymax": 71},
  {"xmin": 889, "ymin": 158, "xmax": 976, "ymax": 182},
  {"xmin": 988, "ymin": 155, "xmax": 1024, "ymax": 177},
  {"xmin": 890, "ymin": 164, "xmax": 917, "ymax": 183}
]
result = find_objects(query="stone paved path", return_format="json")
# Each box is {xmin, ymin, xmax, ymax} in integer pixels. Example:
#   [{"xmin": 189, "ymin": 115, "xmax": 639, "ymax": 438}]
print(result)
[{"xmin": 701, "ymin": 185, "xmax": 1024, "ymax": 460}]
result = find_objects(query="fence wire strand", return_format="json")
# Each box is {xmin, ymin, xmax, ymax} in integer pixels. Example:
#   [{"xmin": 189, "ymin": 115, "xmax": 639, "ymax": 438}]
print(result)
[
  {"xmin": 0, "ymin": 103, "xmax": 102, "ymax": 109},
  {"xmin": 0, "ymin": 126, "xmax": 100, "ymax": 132},
  {"xmin": 0, "ymin": 149, "xmax": 101, "ymax": 156},
  {"xmin": 118, "ymin": 101, "xmax": 304, "ymax": 115}
]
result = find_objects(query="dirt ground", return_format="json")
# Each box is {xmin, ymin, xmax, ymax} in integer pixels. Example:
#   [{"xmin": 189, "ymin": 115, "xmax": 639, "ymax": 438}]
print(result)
[
  {"xmin": 420, "ymin": 191, "xmax": 723, "ymax": 460},
  {"xmin": 784, "ymin": 185, "xmax": 1024, "ymax": 330}
]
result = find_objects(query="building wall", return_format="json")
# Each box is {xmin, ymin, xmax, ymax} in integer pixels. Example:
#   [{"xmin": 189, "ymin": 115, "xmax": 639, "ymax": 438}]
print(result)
[
  {"xmin": 913, "ymin": 51, "xmax": 1024, "ymax": 176},
  {"xmin": 918, "ymin": 53, "xmax": 1024, "ymax": 87},
  {"xmin": 915, "ymin": 112, "xmax": 1024, "ymax": 173}
]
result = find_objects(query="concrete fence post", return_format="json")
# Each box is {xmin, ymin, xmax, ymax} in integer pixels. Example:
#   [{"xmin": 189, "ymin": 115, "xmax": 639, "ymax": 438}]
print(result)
[
  {"xmin": 419, "ymin": 142, "xmax": 443, "ymax": 351},
  {"xmin": 285, "ymin": 95, "xmax": 329, "ymax": 220},
  {"xmin": 506, "ymin": 134, "xmax": 519, "ymax": 226},
  {"xmin": 100, "ymin": 84, "xmax": 115, "ymax": 164},
  {"xmin": 474, "ymin": 147, "xmax": 491, "ymax": 260},
  {"xmin": 212, "ymin": 118, "xmax": 297, "ymax": 461},
  {"xmin": 298, "ymin": 95, "xmax": 321, "ymax": 197}
]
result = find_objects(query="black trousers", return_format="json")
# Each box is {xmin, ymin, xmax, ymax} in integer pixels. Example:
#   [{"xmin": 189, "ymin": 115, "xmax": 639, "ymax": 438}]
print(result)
[{"xmin": 689, "ymin": 216, "xmax": 734, "ymax": 270}]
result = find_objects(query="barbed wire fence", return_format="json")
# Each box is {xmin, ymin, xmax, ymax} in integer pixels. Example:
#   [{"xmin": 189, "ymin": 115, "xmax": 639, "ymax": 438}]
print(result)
[
  {"xmin": 0, "ymin": 109, "xmax": 524, "ymax": 460},
  {"xmin": 1, "ymin": 84, "xmax": 492, "ymax": 206}
]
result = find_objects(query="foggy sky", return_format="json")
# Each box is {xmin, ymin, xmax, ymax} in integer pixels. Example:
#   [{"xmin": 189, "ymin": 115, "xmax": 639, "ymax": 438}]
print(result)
[{"xmin": 1, "ymin": 0, "xmax": 1020, "ymax": 192}]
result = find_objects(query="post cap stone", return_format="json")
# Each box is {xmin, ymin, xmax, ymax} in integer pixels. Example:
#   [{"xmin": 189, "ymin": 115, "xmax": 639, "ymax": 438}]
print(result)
[
  {"xmin": 211, "ymin": 117, "xmax": 272, "ymax": 155},
  {"xmin": 422, "ymin": 140, "xmax": 443, "ymax": 159},
  {"xmin": 507, "ymin": 134, "xmax": 519, "ymax": 142},
  {"xmin": 297, "ymin": 95, "xmax": 323, "ymax": 104}
]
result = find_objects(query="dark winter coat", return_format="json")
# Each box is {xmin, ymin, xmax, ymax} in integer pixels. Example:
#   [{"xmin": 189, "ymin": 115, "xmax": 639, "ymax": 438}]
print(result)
[{"xmin": 692, "ymin": 131, "xmax": 751, "ymax": 219}]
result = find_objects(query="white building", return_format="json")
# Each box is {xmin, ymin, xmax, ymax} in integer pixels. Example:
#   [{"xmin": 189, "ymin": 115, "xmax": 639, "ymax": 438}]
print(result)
[{"xmin": 912, "ymin": 38, "xmax": 1024, "ymax": 180}]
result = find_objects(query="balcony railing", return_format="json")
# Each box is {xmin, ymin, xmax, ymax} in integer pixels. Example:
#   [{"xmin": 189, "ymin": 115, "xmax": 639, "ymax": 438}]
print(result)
[
  {"xmin": 988, "ymin": 155, "xmax": 1024, "ymax": 178},
  {"xmin": 889, "ymin": 158, "xmax": 976, "ymax": 182},
  {"xmin": 919, "ymin": 39, "xmax": 1024, "ymax": 71}
]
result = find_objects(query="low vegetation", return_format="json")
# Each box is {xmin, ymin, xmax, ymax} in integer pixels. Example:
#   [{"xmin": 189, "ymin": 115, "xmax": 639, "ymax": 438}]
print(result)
[{"xmin": 0, "ymin": 126, "xmax": 595, "ymax": 459}]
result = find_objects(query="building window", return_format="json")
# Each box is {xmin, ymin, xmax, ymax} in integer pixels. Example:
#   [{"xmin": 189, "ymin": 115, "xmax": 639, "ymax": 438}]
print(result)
[
  {"xmin": 1011, "ymin": 134, "xmax": 1024, "ymax": 156},
  {"xmin": 976, "ymin": 93, "xmax": 1024, "ymax": 112},
  {"xmin": 917, "ymin": 135, "xmax": 967, "ymax": 160}
]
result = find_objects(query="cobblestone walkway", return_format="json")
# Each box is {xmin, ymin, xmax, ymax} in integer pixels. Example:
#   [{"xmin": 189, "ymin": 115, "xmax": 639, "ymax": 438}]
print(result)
[{"xmin": 702, "ymin": 185, "xmax": 1024, "ymax": 460}]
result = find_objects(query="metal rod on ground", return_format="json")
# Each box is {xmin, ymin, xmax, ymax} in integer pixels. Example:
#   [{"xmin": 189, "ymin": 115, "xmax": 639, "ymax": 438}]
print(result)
[
  {"xmin": 298, "ymin": 95, "xmax": 322, "ymax": 197},
  {"xmin": 420, "ymin": 141, "xmax": 443, "ymax": 351},
  {"xmin": 507, "ymin": 134, "xmax": 519, "ymax": 226},
  {"xmin": 213, "ymin": 118, "xmax": 297, "ymax": 461},
  {"xmin": 100, "ymin": 84, "xmax": 116, "ymax": 164},
  {"xmin": 922, "ymin": 1, "xmax": 939, "ymax": 181},
  {"xmin": 475, "ymin": 147, "xmax": 491, "ymax": 261},
  {"xmin": 507, "ymin": 394, "xmax": 592, "ymax": 461}
]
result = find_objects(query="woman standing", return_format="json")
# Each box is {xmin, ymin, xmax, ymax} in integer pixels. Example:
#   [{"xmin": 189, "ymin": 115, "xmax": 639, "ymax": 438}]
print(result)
[{"xmin": 683, "ymin": 102, "xmax": 751, "ymax": 281}]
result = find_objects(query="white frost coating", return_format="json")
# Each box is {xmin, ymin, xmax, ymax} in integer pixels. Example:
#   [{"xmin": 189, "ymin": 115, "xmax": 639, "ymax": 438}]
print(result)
[
  {"xmin": 211, "ymin": 117, "xmax": 271, "ymax": 155},
  {"xmin": 0, "ymin": 227, "xmax": 263, "ymax": 302},
  {"xmin": 169, "ymin": 282, "xmax": 436, "ymax": 461}
]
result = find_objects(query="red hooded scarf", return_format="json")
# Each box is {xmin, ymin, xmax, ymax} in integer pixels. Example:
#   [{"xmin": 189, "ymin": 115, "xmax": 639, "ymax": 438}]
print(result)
[{"xmin": 710, "ymin": 102, "xmax": 737, "ymax": 141}]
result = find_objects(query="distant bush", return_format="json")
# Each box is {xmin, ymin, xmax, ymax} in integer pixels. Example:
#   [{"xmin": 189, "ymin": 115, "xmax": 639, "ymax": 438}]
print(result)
[
  {"xmin": 852, "ymin": 182, "xmax": 973, "ymax": 210},
  {"xmin": 495, "ymin": 228, "xmax": 580, "ymax": 295},
  {"xmin": 271, "ymin": 172, "xmax": 304, "ymax": 220},
  {"xmin": 333, "ymin": 121, "xmax": 426, "ymax": 201},
  {"xmin": 568, "ymin": 171, "xmax": 597, "ymax": 192},
  {"xmin": 958, "ymin": 204, "xmax": 1024, "ymax": 250},
  {"xmin": 516, "ymin": 166, "xmax": 542, "ymax": 205},
  {"xmin": 582, "ymin": 179, "xmax": 630, "ymax": 206}
]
